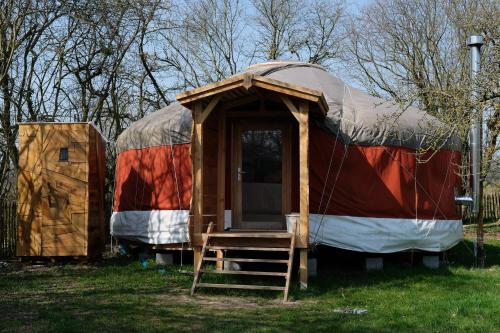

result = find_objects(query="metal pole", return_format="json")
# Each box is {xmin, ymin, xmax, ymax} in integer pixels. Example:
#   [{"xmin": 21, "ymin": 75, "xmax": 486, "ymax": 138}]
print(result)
[
  {"xmin": 467, "ymin": 35, "xmax": 483, "ymax": 216},
  {"xmin": 467, "ymin": 35, "xmax": 484, "ymax": 267}
]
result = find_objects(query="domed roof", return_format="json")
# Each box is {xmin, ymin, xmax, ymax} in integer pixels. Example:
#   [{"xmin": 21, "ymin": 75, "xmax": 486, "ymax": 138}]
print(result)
[
  {"xmin": 244, "ymin": 61, "xmax": 459, "ymax": 150},
  {"xmin": 116, "ymin": 62, "xmax": 460, "ymax": 153}
]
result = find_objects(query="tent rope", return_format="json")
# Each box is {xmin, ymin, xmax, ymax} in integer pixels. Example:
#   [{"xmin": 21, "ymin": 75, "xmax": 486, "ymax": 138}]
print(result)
[
  {"xmin": 415, "ymin": 145, "xmax": 418, "ymax": 226},
  {"xmin": 431, "ymin": 150, "xmax": 455, "ymax": 220},
  {"xmin": 167, "ymin": 121, "xmax": 186, "ymax": 271},
  {"xmin": 168, "ymin": 121, "xmax": 183, "ymax": 211},
  {"xmin": 311, "ymin": 85, "xmax": 354, "ymax": 245},
  {"xmin": 380, "ymin": 146, "xmax": 448, "ymax": 218},
  {"xmin": 316, "ymin": 124, "xmax": 340, "ymax": 213},
  {"xmin": 311, "ymin": 84, "xmax": 456, "ymax": 246},
  {"xmin": 108, "ymin": 140, "xmax": 118, "ymax": 253}
]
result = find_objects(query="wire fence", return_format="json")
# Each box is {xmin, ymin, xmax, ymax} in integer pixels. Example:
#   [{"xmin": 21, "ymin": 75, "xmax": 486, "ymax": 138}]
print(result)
[
  {"xmin": 0, "ymin": 200, "xmax": 17, "ymax": 259},
  {"xmin": 462, "ymin": 190, "xmax": 500, "ymax": 223},
  {"xmin": 0, "ymin": 190, "xmax": 498, "ymax": 258},
  {"xmin": 482, "ymin": 191, "xmax": 500, "ymax": 221}
]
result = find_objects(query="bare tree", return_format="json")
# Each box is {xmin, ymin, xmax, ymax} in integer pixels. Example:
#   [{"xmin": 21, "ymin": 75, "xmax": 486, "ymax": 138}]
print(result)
[
  {"xmin": 0, "ymin": 0, "xmax": 62, "ymax": 200},
  {"xmin": 60, "ymin": 0, "xmax": 142, "ymax": 123},
  {"xmin": 157, "ymin": 0, "xmax": 247, "ymax": 88},
  {"xmin": 346, "ymin": 0, "xmax": 499, "ymax": 266},
  {"xmin": 251, "ymin": 0, "xmax": 301, "ymax": 60},
  {"xmin": 289, "ymin": 0, "xmax": 346, "ymax": 66}
]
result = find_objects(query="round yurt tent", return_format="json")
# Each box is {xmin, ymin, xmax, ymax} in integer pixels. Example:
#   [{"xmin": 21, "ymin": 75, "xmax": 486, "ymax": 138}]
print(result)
[{"xmin": 111, "ymin": 62, "xmax": 463, "ymax": 253}]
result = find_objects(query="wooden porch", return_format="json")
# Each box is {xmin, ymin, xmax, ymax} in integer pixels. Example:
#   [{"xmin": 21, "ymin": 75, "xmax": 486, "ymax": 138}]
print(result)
[
  {"xmin": 176, "ymin": 72, "xmax": 329, "ymax": 290},
  {"xmin": 191, "ymin": 223, "xmax": 297, "ymax": 301}
]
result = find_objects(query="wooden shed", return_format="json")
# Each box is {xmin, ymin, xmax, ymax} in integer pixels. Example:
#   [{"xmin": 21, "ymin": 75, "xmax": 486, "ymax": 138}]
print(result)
[{"xmin": 17, "ymin": 122, "xmax": 106, "ymax": 257}]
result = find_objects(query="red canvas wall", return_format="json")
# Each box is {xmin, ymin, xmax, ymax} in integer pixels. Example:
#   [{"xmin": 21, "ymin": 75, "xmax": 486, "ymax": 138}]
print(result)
[
  {"xmin": 114, "ymin": 127, "xmax": 461, "ymax": 220},
  {"xmin": 114, "ymin": 144, "xmax": 192, "ymax": 211},
  {"xmin": 309, "ymin": 126, "xmax": 461, "ymax": 220}
]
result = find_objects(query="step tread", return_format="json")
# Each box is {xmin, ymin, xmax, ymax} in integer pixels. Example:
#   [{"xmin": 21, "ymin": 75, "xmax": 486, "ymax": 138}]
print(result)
[
  {"xmin": 200, "ymin": 269, "xmax": 287, "ymax": 276},
  {"xmin": 207, "ymin": 246, "xmax": 290, "ymax": 252},
  {"xmin": 207, "ymin": 232, "xmax": 292, "ymax": 239},
  {"xmin": 203, "ymin": 257, "xmax": 289, "ymax": 264},
  {"xmin": 196, "ymin": 283, "xmax": 285, "ymax": 291}
]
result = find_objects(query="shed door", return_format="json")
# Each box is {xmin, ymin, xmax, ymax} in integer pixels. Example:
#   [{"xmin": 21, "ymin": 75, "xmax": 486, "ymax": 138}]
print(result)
[
  {"xmin": 232, "ymin": 122, "xmax": 291, "ymax": 230},
  {"xmin": 40, "ymin": 127, "xmax": 88, "ymax": 256}
]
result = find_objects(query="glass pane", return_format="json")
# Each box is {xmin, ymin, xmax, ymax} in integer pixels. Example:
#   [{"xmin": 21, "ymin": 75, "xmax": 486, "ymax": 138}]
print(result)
[
  {"xmin": 241, "ymin": 129, "xmax": 282, "ymax": 223},
  {"xmin": 59, "ymin": 147, "xmax": 68, "ymax": 161}
]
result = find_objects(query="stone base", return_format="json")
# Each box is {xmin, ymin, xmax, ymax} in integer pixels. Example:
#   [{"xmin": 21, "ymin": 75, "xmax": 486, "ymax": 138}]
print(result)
[
  {"xmin": 308, "ymin": 258, "xmax": 317, "ymax": 277},
  {"xmin": 365, "ymin": 257, "xmax": 383, "ymax": 271},
  {"xmin": 156, "ymin": 253, "xmax": 173, "ymax": 265},
  {"xmin": 223, "ymin": 261, "xmax": 241, "ymax": 271},
  {"xmin": 422, "ymin": 255, "xmax": 440, "ymax": 269}
]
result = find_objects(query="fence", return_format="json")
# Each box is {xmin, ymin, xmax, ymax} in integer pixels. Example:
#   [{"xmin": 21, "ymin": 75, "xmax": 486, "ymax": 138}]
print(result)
[
  {"xmin": 482, "ymin": 191, "xmax": 500, "ymax": 221},
  {"xmin": 0, "ymin": 201, "xmax": 17, "ymax": 259},
  {"xmin": 462, "ymin": 191, "xmax": 500, "ymax": 222},
  {"xmin": 0, "ymin": 190, "xmax": 498, "ymax": 258}
]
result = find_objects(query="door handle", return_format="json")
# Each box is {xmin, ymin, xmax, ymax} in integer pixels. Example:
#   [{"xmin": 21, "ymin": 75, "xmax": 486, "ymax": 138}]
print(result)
[{"xmin": 237, "ymin": 168, "xmax": 247, "ymax": 181}]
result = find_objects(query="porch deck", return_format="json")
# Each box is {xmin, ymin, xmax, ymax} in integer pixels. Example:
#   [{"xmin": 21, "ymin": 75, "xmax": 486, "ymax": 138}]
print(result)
[{"xmin": 192, "ymin": 223, "xmax": 298, "ymax": 301}]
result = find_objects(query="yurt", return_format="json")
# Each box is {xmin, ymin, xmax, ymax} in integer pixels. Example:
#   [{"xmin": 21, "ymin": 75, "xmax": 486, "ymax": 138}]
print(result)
[{"xmin": 111, "ymin": 62, "xmax": 462, "ymax": 280}]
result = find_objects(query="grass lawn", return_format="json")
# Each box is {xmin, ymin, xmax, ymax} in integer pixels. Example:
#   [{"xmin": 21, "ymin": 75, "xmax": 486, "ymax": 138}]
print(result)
[{"xmin": 1, "ymin": 240, "xmax": 499, "ymax": 333}]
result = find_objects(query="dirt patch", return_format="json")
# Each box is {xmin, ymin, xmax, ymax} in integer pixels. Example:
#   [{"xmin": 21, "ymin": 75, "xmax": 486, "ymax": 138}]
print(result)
[
  {"xmin": 153, "ymin": 290, "xmax": 303, "ymax": 309},
  {"xmin": 0, "ymin": 258, "xmax": 102, "ymax": 275},
  {"xmin": 464, "ymin": 222, "xmax": 500, "ymax": 240}
]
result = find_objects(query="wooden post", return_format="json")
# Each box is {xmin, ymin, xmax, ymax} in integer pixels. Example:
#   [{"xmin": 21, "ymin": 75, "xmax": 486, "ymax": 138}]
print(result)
[
  {"xmin": 299, "ymin": 101, "xmax": 309, "ymax": 289},
  {"xmin": 193, "ymin": 102, "xmax": 204, "ymax": 269},
  {"xmin": 216, "ymin": 109, "xmax": 226, "ymax": 270},
  {"xmin": 217, "ymin": 109, "xmax": 226, "ymax": 232}
]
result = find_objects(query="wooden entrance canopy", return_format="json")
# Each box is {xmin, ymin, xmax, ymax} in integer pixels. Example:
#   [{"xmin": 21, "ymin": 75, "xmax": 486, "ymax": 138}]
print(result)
[
  {"xmin": 176, "ymin": 73, "xmax": 328, "ymax": 116},
  {"xmin": 176, "ymin": 73, "xmax": 328, "ymax": 288}
]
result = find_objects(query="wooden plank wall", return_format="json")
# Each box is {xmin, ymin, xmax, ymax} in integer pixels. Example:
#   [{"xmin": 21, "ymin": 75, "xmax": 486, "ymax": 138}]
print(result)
[
  {"xmin": 0, "ymin": 201, "xmax": 17, "ymax": 258},
  {"xmin": 202, "ymin": 108, "xmax": 220, "ymax": 231},
  {"xmin": 16, "ymin": 123, "xmax": 105, "ymax": 257},
  {"xmin": 87, "ymin": 126, "xmax": 106, "ymax": 257},
  {"xmin": 17, "ymin": 124, "xmax": 43, "ymax": 256},
  {"xmin": 39, "ymin": 124, "xmax": 89, "ymax": 256}
]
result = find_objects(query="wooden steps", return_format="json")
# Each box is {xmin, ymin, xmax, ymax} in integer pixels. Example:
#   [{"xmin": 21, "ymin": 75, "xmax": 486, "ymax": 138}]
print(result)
[
  {"xmin": 191, "ymin": 222, "xmax": 297, "ymax": 301},
  {"xmin": 209, "ymin": 232, "xmax": 292, "ymax": 238},
  {"xmin": 206, "ymin": 246, "xmax": 290, "ymax": 252},
  {"xmin": 203, "ymin": 257, "xmax": 289, "ymax": 264},
  {"xmin": 196, "ymin": 283, "xmax": 285, "ymax": 291},
  {"xmin": 200, "ymin": 269, "xmax": 287, "ymax": 276}
]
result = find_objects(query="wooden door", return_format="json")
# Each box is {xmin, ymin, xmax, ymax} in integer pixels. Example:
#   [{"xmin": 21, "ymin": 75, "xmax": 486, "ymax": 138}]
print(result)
[
  {"xmin": 232, "ymin": 121, "xmax": 291, "ymax": 230},
  {"xmin": 39, "ymin": 126, "xmax": 88, "ymax": 256}
]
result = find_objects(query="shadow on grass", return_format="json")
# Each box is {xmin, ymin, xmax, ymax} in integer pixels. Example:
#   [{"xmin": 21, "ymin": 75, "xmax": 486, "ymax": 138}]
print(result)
[{"xmin": 1, "ymin": 240, "xmax": 499, "ymax": 333}]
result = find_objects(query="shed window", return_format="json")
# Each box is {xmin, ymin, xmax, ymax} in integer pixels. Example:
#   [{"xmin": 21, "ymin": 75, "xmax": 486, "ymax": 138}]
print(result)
[{"xmin": 59, "ymin": 147, "xmax": 68, "ymax": 161}]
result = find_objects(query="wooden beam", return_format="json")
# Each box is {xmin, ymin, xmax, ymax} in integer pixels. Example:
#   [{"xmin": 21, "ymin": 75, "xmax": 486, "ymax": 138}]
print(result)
[
  {"xmin": 199, "ymin": 95, "xmax": 221, "ymax": 124},
  {"xmin": 216, "ymin": 108, "xmax": 226, "ymax": 270},
  {"xmin": 192, "ymin": 102, "xmax": 204, "ymax": 269},
  {"xmin": 176, "ymin": 74, "xmax": 247, "ymax": 104},
  {"xmin": 252, "ymin": 79, "xmax": 321, "ymax": 104},
  {"xmin": 226, "ymin": 110, "xmax": 287, "ymax": 118},
  {"xmin": 221, "ymin": 95, "xmax": 260, "ymax": 110},
  {"xmin": 300, "ymin": 249, "xmax": 308, "ymax": 289},
  {"xmin": 216, "ymin": 109, "xmax": 226, "ymax": 233},
  {"xmin": 243, "ymin": 74, "xmax": 253, "ymax": 90},
  {"xmin": 280, "ymin": 95, "xmax": 300, "ymax": 122},
  {"xmin": 298, "ymin": 101, "xmax": 309, "ymax": 288},
  {"xmin": 191, "ymin": 222, "xmax": 214, "ymax": 295},
  {"xmin": 176, "ymin": 73, "xmax": 328, "ymax": 116},
  {"xmin": 197, "ymin": 283, "xmax": 285, "ymax": 291},
  {"xmin": 282, "ymin": 124, "xmax": 292, "ymax": 219}
]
